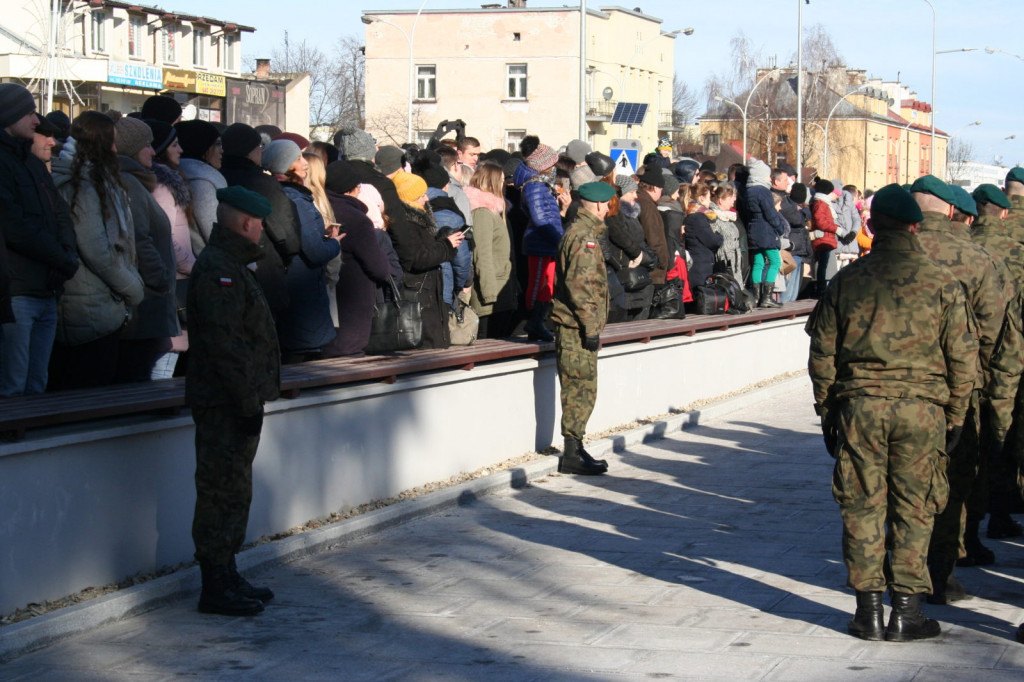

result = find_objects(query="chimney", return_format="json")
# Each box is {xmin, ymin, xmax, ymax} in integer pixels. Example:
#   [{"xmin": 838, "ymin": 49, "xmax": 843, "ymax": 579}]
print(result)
[
  {"xmin": 255, "ymin": 59, "xmax": 271, "ymax": 79},
  {"xmin": 508, "ymin": 0, "xmax": 526, "ymax": 7}
]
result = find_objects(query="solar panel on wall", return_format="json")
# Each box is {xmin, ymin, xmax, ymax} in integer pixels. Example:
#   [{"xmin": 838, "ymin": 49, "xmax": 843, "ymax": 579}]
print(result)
[{"xmin": 610, "ymin": 102, "xmax": 649, "ymax": 125}]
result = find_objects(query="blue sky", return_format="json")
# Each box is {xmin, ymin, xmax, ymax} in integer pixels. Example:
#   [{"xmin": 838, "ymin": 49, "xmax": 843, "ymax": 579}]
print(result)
[{"xmin": 165, "ymin": 0, "xmax": 1023, "ymax": 167}]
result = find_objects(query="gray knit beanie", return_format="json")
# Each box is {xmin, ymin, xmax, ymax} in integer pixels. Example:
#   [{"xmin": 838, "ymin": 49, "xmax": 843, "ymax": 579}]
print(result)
[
  {"xmin": 334, "ymin": 127, "xmax": 377, "ymax": 162},
  {"xmin": 565, "ymin": 139, "xmax": 591, "ymax": 165},
  {"xmin": 261, "ymin": 139, "xmax": 302, "ymax": 175},
  {"xmin": 569, "ymin": 165, "xmax": 597, "ymax": 190},
  {"xmin": 115, "ymin": 116, "xmax": 154, "ymax": 157},
  {"xmin": 0, "ymin": 83, "xmax": 37, "ymax": 129},
  {"xmin": 615, "ymin": 173, "xmax": 639, "ymax": 195}
]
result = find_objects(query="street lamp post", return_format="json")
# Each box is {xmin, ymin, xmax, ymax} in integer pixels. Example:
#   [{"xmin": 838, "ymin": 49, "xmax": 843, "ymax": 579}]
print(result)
[
  {"xmin": 822, "ymin": 84, "xmax": 873, "ymax": 178},
  {"xmin": 922, "ymin": 0, "xmax": 936, "ymax": 175},
  {"xmin": 362, "ymin": 1, "xmax": 428, "ymax": 144},
  {"xmin": 714, "ymin": 67, "xmax": 782, "ymax": 163},
  {"xmin": 622, "ymin": 27, "xmax": 692, "ymax": 142}
]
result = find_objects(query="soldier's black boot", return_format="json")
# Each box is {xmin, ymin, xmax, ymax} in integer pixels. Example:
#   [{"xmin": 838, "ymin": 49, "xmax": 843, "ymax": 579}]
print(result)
[
  {"xmin": 987, "ymin": 513, "xmax": 1023, "ymax": 539},
  {"xmin": 927, "ymin": 557, "xmax": 968, "ymax": 604},
  {"xmin": 848, "ymin": 591, "xmax": 885, "ymax": 641},
  {"xmin": 575, "ymin": 438, "xmax": 607, "ymax": 468},
  {"xmin": 1017, "ymin": 622, "xmax": 1024, "ymax": 644},
  {"xmin": 228, "ymin": 555, "xmax": 274, "ymax": 603},
  {"xmin": 886, "ymin": 592, "xmax": 941, "ymax": 642},
  {"xmin": 198, "ymin": 560, "xmax": 264, "ymax": 616},
  {"xmin": 525, "ymin": 302, "xmax": 554, "ymax": 342},
  {"xmin": 558, "ymin": 437, "xmax": 607, "ymax": 475},
  {"xmin": 958, "ymin": 520, "xmax": 995, "ymax": 566}
]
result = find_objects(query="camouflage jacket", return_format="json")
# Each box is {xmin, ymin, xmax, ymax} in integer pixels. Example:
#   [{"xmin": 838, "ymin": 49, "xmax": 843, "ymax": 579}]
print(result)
[
  {"xmin": 1005, "ymin": 195, "xmax": 1024, "ymax": 245},
  {"xmin": 185, "ymin": 223, "xmax": 281, "ymax": 415},
  {"xmin": 917, "ymin": 211, "xmax": 1004, "ymax": 383},
  {"xmin": 973, "ymin": 214, "xmax": 1024, "ymax": 299},
  {"xmin": 985, "ymin": 289, "xmax": 1024, "ymax": 442},
  {"xmin": 550, "ymin": 208, "xmax": 609, "ymax": 336},
  {"xmin": 806, "ymin": 229, "xmax": 978, "ymax": 427}
]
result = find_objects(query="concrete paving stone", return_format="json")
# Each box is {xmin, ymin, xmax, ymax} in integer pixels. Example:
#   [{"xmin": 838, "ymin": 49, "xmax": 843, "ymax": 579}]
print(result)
[
  {"xmin": 254, "ymin": 654, "xmax": 416, "ymax": 682},
  {"xmin": 630, "ymin": 650, "xmax": 783, "ymax": 678},
  {"xmin": 572, "ymin": 603, "xmax": 704, "ymax": 627},
  {"xmin": 652, "ymin": 585, "xmax": 790, "ymax": 612},
  {"xmin": 685, "ymin": 609, "xmax": 828, "ymax": 635},
  {"xmin": 378, "ymin": 661, "xmax": 554, "ymax": 682},
  {"xmin": 727, "ymin": 630, "xmax": 868, "ymax": 658},
  {"xmin": 478, "ymin": 615, "xmax": 617, "ymax": 645},
  {"xmin": 447, "ymin": 597, "xmax": 587, "ymax": 621},
  {"xmin": 911, "ymin": 668, "xmax": 1024, "ymax": 682},
  {"xmin": 764, "ymin": 658, "xmax": 924, "ymax": 681},
  {"xmin": 856, "ymin": 638, "xmax": 1008, "ymax": 667},
  {"xmin": 592, "ymin": 622, "xmax": 739, "ymax": 651}
]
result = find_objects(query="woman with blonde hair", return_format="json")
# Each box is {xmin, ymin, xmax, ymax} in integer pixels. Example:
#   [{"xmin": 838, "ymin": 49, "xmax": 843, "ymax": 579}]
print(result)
[
  {"xmin": 303, "ymin": 152, "xmax": 343, "ymax": 324},
  {"xmin": 465, "ymin": 161, "xmax": 516, "ymax": 337}
]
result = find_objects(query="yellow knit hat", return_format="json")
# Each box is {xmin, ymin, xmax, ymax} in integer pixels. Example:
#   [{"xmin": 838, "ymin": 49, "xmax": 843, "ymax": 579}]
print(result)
[{"xmin": 393, "ymin": 170, "xmax": 427, "ymax": 205}]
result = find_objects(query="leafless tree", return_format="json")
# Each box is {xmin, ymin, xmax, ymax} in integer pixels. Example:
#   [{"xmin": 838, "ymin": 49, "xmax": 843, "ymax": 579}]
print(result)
[{"xmin": 947, "ymin": 137, "xmax": 976, "ymax": 184}]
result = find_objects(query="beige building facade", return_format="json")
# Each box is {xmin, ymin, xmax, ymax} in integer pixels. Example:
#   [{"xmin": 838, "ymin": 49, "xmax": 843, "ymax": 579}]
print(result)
[{"xmin": 362, "ymin": 3, "xmax": 679, "ymax": 156}]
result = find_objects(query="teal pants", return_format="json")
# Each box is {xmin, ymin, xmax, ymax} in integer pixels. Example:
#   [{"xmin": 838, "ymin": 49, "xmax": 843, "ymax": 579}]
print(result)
[{"xmin": 751, "ymin": 249, "xmax": 781, "ymax": 285}]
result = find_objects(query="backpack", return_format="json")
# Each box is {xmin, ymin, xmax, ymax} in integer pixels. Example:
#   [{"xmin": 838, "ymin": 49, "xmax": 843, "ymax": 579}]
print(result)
[{"xmin": 708, "ymin": 271, "xmax": 753, "ymax": 313}]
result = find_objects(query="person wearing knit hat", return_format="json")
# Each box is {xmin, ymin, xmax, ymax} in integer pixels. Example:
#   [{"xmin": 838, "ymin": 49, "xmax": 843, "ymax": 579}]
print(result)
[
  {"xmin": 175, "ymin": 120, "xmax": 221, "ymax": 163},
  {"xmin": 140, "ymin": 95, "xmax": 182, "ymax": 124},
  {"xmin": 569, "ymin": 165, "xmax": 596, "ymax": 191},
  {"xmin": 325, "ymin": 159, "xmax": 362, "ymax": 195},
  {"xmin": 585, "ymin": 151, "xmax": 614, "ymax": 179},
  {"xmin": 333, "ymin": 127, "xmax": 377, "ymax": 163},
  {"xmin": 261, "ymin": 139, "xmax": 302, "ymax": 177},
  {"xmin": 115, "ymin": 116, "xmax": 154, "ymax": 159},
  {"xmin": 615, "ymin": 173, "xmax": 639, "ymax": 196},
  {"xmin": 145, "ymin": 119, "xmax": 177, "ymax": 157},
  {"xmin": 273, "ymin": 132, "xmax": 310, "ymax": 151},
  {"xmin": 375, "ymin": 145, "xmax": 405, "ymax": 177},
  {"xmin": 525, "ymin": 142, "xmax": 558, "ymax": 173},
  {"xmin": 807, "ymin": 179, "xmax": 975, "ymax": 643},
  {"xmin": 420, "ymin": 165, "xmax": 450, "ymax": 190},
  {"xmin": 30, "ymin": 116, "xmax": 60, "ymax": 167},
  {"xmin": 912, "ymin": 174, "xmax": 1012, "ymax": 587},
  {"xmin": 221, "ymin": 123, "xmax": 263, "ymax": 161},
  {"xmin": 0, "ymin": 82, "xmax": 78, "ymax": 392},
  {"xmin": 565, "ymin": 139, "xmax": 591, "ymax": 166},
  {"xmin": 173, "ymin": 120, "xmax": 226, "ymax": 253},
  {"xmin": 518, "ymin": 135, "xmax": 564, "ymax": 342},
  {"xmin": 392, "ymin": 170, "xmax": 428, "ymax": 206},
  {"xmin": 45, "ymin": 110, "xmax": 70, "ymax": 141},
  {"xmin": 0, "ymin": 83, "xmax": 38, "ymax": 133}
]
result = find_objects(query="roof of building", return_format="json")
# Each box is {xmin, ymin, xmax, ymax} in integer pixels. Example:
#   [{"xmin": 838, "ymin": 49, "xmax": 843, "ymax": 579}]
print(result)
[{"xmin": 93, "ymin": 1, "xmax": 256, "ymax": 33}]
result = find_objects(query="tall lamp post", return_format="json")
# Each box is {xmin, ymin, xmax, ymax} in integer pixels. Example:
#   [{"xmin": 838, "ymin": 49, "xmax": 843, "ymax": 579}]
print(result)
[
  {"xmin": 362, "ymin": 0, "xmax": 428, "ymax": 144},
  {"xmin": 714, "ymin": 67, "xmax": 782, "ymax": 163},
  {"xmin": 822, "ymin": 83, "xmax": 874, "ymax": 178},
  {"xmin": 922, "ymin": 0, "xmax": 936, "ymax": 175},
  {"xmin": 622, "ymin": 27, "xmax": 692, "ymax": 142}
]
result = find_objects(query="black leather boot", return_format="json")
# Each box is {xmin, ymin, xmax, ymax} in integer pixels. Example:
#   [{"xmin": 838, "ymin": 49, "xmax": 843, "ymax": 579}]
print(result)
[
  {"xmin": 958, "ymin": 520, "xmax": 995, "ymax": 566},
  {"xmin": 559, "ymin": 438, "xmax": 607, "ymax": 475},
  {"xmin": 575, "ymin": 438, "xmax": 607, "ymax": 468},
  {"xmin": 927, "ymin": 557, "xmax": 968, "ymax": 604},
  {"xmin": 525, "ymin": 302, "xmax": 554, "ymax": 342},
  {"xmin": 848, "ymin": 591, "xmax": 885, "ymax": 641},
  {"xmin": 1017, "ymin": 622, "xmax": 1024, "ymax": 644},
  {"xmin": 198, "ymin": 560, "xmax": 264, "ymax": 616},
  {"xmin": 228, "ymin": 555, "xmax": 274, "ymax": 603},
  {"xmin": 886, "ymin": 592, "xmax": 941, "ymax": 642},
  {"xmin": 987, "ymin": 513, "xmax": 1023, "ymax": 539},
  {"xmin": 756, "ymin": 283, "xmax": 781, "ymax": 309}
]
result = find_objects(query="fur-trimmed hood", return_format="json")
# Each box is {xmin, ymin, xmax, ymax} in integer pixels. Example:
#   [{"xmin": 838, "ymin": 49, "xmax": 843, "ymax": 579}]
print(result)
[{"xmin": 464, "ymin": 185, "xmax": 505, "ymax": 214}]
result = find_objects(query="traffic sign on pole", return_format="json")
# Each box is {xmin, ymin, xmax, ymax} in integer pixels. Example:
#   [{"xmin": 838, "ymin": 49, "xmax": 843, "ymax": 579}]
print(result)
[{"xmin": 609, "ymin": 139, "xmax": 643, "ymax": 176}]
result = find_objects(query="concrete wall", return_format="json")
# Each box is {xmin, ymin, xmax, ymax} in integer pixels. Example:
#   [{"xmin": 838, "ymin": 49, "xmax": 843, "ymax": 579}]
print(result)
[{"xmin": 0, "ymin": 318, "xmax": 810, "ymax": 614}]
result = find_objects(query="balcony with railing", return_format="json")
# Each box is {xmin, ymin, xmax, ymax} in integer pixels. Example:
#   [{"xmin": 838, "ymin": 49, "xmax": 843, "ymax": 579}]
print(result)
[{"xmin": 586, "ymin": 99, "xmax": 617, "ymax": 121}]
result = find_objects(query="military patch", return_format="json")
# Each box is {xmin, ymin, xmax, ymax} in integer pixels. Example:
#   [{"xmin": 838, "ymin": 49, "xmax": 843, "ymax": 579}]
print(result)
[
  {"xmin": 219, "ymin": 277, "xmax": 233, "ymax": 287},
  {"xmin": 586, "ymin": 241, "xmax": 596, "ymax": 249}
]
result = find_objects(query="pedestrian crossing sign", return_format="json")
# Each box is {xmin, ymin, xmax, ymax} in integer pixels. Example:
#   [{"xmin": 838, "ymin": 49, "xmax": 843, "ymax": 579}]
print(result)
[{"xmin": 609, "ymin": 139, "xmax": 642, "ymax": 176}]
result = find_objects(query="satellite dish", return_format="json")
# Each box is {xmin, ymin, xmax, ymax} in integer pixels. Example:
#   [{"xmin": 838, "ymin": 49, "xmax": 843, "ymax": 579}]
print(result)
[{"xmin": 602, "ymin": 87, "xmax": 613, "ymax": 101}]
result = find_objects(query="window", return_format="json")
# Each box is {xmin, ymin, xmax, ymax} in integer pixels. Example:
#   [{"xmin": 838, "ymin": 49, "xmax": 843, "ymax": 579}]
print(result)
[
  {"xmin": 128, "ymin": 15, "xmax": 146, "ymax": 58},
  {"xmin": 703, "ymin": 133, "xmax": 721, "ymax": 157},
  {"xmin": 505, "ymin": 129, "xmax": 526, "ymax": 154},
  {"xmin": 163, "ymin": 25, "xmax": 177, "ymax": 63},
  {"xmin": 193, "ymin": 26, "xmax": 207, "ymax": 67},
  {"xmin": 416, "ymin": 65, "xmax": 436, "ymax": 101},
  {"xmin": 90, "ymin": 10, "xmax": 106, "ymax": 53},
  {"xmin": 776, "ymin": 133, "xmax": 789, "ymax": 145},
  {"xmin": 224, "ymin": 34, "xmax": 236, "ymax": 71},
  {"xmin": 776, "ymin": 152, "xmax": 789, "ymax": 165},
  {"xmin": 507, "ymin": 63, "xmax": 527, "ymax": 100},
  {"xmin": 513, "ymin": 32, "xmax": 521, "ymax": 42}
]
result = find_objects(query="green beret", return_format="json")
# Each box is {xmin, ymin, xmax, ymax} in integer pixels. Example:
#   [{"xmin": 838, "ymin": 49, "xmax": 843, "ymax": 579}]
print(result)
[
  {"xmin": 871, "ymin": 183, "xmax": 923, "ymax": 224},
  {"xmin": 949, "ymin": 185, "xmax": 977, "ymax": 217},
  {"xmin": 578, "ymin": 181, "xmax": 616, "ymax": 203},
  {"xmin": 910, "ymin": 174, "xmax": 957, "ymax": 205},
  {"xmin": 216, "ymin": 185, "xmax": 272, "ymax": 218},
  {"xmin": 1005, "ymin": 167, "xmax": 1024, "ymax": 185},
  {"xmin": 901, "ymin": 184, "xmax": 913, "ymax": 193},
  {"xmin": 973, "ymin": 183, "xmax": 1011, "ymax": 209}
]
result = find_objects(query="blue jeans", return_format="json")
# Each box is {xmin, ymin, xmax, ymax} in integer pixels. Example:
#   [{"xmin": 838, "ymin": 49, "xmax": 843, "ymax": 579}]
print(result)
[
  {"xmin": 782, "ymin": 254, "xmax": 803, "ymax": 302},
  {"xmin": 0, "ymin": 295, "xmax": 58, "ymax": 396}
]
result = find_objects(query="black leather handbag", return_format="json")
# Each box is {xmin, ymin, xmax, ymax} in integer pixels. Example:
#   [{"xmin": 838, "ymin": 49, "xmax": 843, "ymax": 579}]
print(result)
[
  {"xmin": 619, "ymin": 266, "xmax": 653, "ymax": 292},
  {"xmin": 365, "ymin": 276, "xmax": 423, "ymax": 354}
]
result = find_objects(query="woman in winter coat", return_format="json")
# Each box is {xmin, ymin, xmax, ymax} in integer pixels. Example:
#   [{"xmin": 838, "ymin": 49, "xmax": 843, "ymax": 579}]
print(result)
[
  {"xmin": 809, "ymin": 178, "xmax": 839, "ymax": 295},
  {"xmin": 738, "ymin": 160, "xmax": 788, "ymax": 308},
  {"xmin": 303, "ymin": 152, "xmax": 342, "ymax": 326},
  {"xmin": 147, "ymin": 120, "xmax": 194, "ymax": 378},
  {"xmin": 323, "ymin": 160, "xmax": 391, "ymax": 357},
  {"xmin": 388, "ymin": 171, "xmax": 464, "ymax": 350},
  {"xmin": 174, "ymin": 120, "xmax": 224, "ymax": 255},
  {"xmin": 465, "ymin": 161, "xmax": 516, "ymax": 338},
  {"xmin": 515, "ymin": 136, "xmax": 562, "ymax": 341},
  {"xmin": 683, "ymin": 183, "xmax": 724, "ymax": 293},
  {"xmin": 604, "ymin": 174, "xmax": 656, "ymax": 320},
  {"xmin": 782, "ymin": 182, "xmax": 813, "ymax": 303},
  {"xmin": 49, "ymin": 111, "xmax": 145, "ymax": 389},
  {"xmin": 263, "ymin": 140, "xmax": 342, "ymax": 362},
  {"xmin": 113, "ymin": 117, "xmax": 177, "ymax": 382},
  {"xmin": 710, "ymin": 184, "xmax": 743, "ymax": 282}
]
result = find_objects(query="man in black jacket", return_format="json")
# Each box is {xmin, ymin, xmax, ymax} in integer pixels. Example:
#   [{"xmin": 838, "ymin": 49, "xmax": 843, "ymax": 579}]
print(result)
[
  {"xmin": 0, "ymin": 84, "xmax": 78, "ymax": 395},
  {"xmin": 771, "ymin": 167, "xmax": 807, "ymax": 302},
  {"xmin": 218, "ymin": 123, "xmax": 300, "ymax": 321}
]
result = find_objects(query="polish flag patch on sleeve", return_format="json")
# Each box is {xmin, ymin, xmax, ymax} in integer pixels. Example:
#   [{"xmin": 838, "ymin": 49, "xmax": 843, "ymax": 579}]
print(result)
[
  {"xmin": 586, "ymin": 241, "xmax": 596, "ymax": 249},
  {"xmin": 219, "ymin": 277, "xmax": 233, "ymax": 287}
]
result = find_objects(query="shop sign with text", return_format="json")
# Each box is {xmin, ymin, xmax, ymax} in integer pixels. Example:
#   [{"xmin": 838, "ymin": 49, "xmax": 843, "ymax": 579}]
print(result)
[{"xmin": 108, "ymin": 61, "xmax": 162, "ymax": 90}]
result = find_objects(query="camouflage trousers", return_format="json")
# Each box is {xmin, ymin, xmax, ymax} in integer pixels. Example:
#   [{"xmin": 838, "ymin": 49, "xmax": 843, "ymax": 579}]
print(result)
[
  {"xmin": 555, "ymin": 325, "xmax": 598, "ymax": 440},
  {"xmin": 191, "ymin": 406, "xmax": 263, "ymax": 566},
  {"xmin": 929, "ymin": 391, "xmax": 980, "ymax": 562},
  {"xmin": 832, "ymin": 397, "xmax": 949, "ymax": 593}
]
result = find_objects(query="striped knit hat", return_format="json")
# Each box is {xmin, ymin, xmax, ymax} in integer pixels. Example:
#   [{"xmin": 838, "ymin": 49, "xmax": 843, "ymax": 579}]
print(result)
[{"xmin": 525, "ymin": 143, "xmax": 557, "ymax": 173}]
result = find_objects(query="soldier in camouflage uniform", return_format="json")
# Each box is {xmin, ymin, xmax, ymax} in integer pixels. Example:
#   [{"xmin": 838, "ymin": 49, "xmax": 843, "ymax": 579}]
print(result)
[
  {"xmin": 550, "ymin": 181, "xmax": 615, "ymax": 476},
  {"xmin": 186, "ymin": 186, "xmax": 280, "ymax": 616},
  {"xmin": 806, "ymin": 183, "xmax": 978, "ymax": 642},
  {"xmin": 911, "ymin": 175, "xmax": 1005, "ymax": 604},
  {"xmin": 1003, "ymin": 167, "xmax": 1024, "ymax": 245}
]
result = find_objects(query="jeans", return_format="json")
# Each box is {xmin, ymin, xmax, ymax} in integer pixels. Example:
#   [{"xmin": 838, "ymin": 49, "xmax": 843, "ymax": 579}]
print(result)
[
  {"xmin": 0, "ymin": 295, "xmax": 58, "ymax": 396},
  {"xmin": 782, "ymin": 254, "xmax": 803, "ymax": 302}
]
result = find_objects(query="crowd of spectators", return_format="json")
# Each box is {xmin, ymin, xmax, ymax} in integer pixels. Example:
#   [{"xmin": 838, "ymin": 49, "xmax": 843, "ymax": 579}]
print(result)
[{"xmin": 2, "ymin": 87, "xmax": 879, "ymax": 398}]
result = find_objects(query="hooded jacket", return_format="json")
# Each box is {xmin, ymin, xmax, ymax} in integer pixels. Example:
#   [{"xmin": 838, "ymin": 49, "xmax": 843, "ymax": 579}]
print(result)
[{"xmin": 465, "ymin": 185, "xmax": 515, "ymax": 316}]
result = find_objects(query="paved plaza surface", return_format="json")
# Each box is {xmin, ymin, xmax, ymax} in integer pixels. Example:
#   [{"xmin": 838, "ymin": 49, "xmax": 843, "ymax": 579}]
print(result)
[{"xmin": 3, "ymin": 378, "xmax": 1024, "ymax": 680}]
